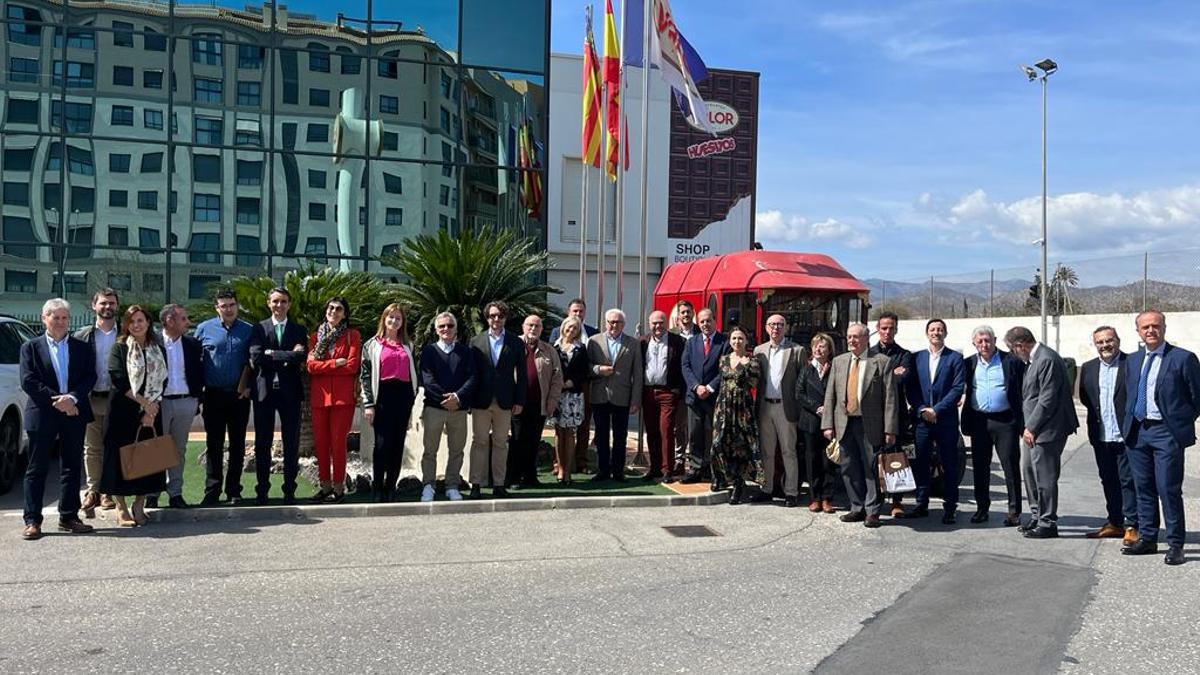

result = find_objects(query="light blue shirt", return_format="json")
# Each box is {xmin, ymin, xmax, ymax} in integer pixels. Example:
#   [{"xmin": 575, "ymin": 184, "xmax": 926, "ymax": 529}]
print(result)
[
  {"xmin": 488, "ymin": 330, "xmax": 505, "ymax": 366},
  {"xmin": 1142, "ymin": 346, "xmax": 1165, "ymax": 421},
  {"xmin": 1098, "ymin": 357, "xmax": 1123, "ymax": 442},
  {"xmin": 972, "ymin": 352, "xmax": 1009, "ymax": 413},
  {"xmin": 607, "ymin": 334, "xmax": 623, "ymax": 362},
  {"xmin": 195, "ymin": 317, "xmax": 253, "ymax": 389},
  {"xmin": 45, "ymin": 333, "xmax": 70, "ymax": 394}
]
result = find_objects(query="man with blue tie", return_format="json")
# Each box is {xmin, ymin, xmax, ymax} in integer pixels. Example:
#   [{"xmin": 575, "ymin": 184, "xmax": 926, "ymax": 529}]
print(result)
[
  {"xmin": 19, "ymin": 298, "xmax": 97, "ymax": 540},
  {"xmin": 1119, "ymin": 311, "xmax": 1200, "ymax": 565},
  {"xmin": 679, "ymin": 308, "xmax": 728, "ymax": 488},
  {"xmin": 901, "ymin": 319, "xmax": 965, "ymax": 524}
]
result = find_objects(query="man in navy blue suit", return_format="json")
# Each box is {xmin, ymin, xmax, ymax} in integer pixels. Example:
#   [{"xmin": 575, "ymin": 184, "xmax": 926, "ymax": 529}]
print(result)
[
  {"xmin": 1119, "ymin": 310, "xmax": 1200, "ymax": 565},
  {"xmin": 679, "ymin": 308, "xmax": 728, "ymax": 487},
  {"xmin": 901, "ymin": 318, "xmax": 965, "ymax": 524},
  {"xmin": 19, "ymin": 298, "xmax": 97, "ymax": 540}
]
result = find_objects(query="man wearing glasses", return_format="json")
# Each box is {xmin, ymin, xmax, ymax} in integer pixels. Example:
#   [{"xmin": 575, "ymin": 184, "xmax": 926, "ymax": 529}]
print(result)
[
  {"xmin": 468, "ymin": 301, "xmax": 527, "ymax": 498},
  {"xmin": 588, "ymin": 309, "xmax": 643, "ymax": 481},
  {"xmin": 754, "ymin": 314, "xmax": 806, "ymax": 506},
  {"xmin": 419, "ymin": 312, "xmax": 476, "ymax": 501}
]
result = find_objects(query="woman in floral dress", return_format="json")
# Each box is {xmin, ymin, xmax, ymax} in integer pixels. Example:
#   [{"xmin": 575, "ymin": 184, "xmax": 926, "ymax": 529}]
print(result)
[{"xmin": 712, "ymin": 326, "xmax": 761, "ymax": 505}]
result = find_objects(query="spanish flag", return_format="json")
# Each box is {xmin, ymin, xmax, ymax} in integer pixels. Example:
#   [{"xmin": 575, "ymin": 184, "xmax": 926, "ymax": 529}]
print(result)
[
  {"xmin": 601, "ymin": 0, "xmax": 627, "ymax": 181},
  {"xmin": 581, "ymin": 8, "xmax": 603, "ymax": 169}
]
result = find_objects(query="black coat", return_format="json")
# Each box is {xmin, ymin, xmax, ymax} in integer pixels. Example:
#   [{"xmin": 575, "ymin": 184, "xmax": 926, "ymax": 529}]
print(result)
[
  {"xmin": 961, "ymin": 349, "xmax": 1026, "ymax": 436},
  {"xmin": 795, "ymin": 361, "xmax": 830, "ymax": 434},
  {"xmin": 163, "ymin": 333, "xmax": 206, "ymax": 398},
  {"xmin": 248, "ymin": 319, "xmax": 308, "ymax": 403},
  {"xmin": 1078, "ymin": 353, "xmax": 1127, "ymax": 447},
  {"xmin": 639, "ymin": 332, "xmax": 686, "ymax": 394},
  {"xmin": 469, "ymin": 331, "xmax": 528, "ymax": 410},
  {"xmin": 556, "ymin": 343, "xmax": 591, "ymax": 394},
  {"xmin": 19, "ymin": 335, "xmax": 96, "ymax": 432}
]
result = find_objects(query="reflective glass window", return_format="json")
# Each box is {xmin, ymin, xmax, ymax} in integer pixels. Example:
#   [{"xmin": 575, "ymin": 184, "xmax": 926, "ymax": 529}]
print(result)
[
  {"xmin": 144, "ymin": 273, "xmax": 164, "ymax": 292},
  {"xmin": 195, "ymin": 78, "xmax": 223, "ymax": 104},
  {"xmin": 308, "ymin": 203, "xmax": 326, "ymax": 221},
  {"xmin": 6, "ymin": 5, "xmax": 42, "ymax": 46},
  {"xmin": 189, "ymin": 233, "xmax": 220, "ymax": 263},
  {"xmin": 308, "ymin": 170, "xmax": 326, "ymax": 189},
  {"xmin": 3, "ymin": 182, "xmax": 30, "ymax": 206},
  {"xmin": 236, "ymin": 159, "xmax": 263, "ymax": 185},
  {"xmin": 306, "ymin": 124, "xmax": 328, "ymax": 143},
  {"xmin": 340, "ymin": 52, "xmax": 361, "ymax": 75},
  {"xmin": 379, "ymin": 95, "xmax": 398, "ymax": 114},
  {"xmin": 9, "ymin": 57, "xmax": 39, "ymax": 83},
  {"xmin": 193, "ymin": 194, "xmax": 221, "ymax": 222},
  {"xmin": 144, "ymin": 70, "xmax": 163, "ymax": 89},
  {"xmin": 54, "ymin": 28, "xmax": 96, "ymax": 50},
  {"xmin": 309, "ymin": 88, "xmax": 330, "ymax": 107},
  {"xmin": 236, "ymin": 235, "xmax": 261, "ymax": 266},
  {"xmin": 113, "ymin": 65, "xmax": 134, "ymax": 86},
  {"xmin": 461, "ymin": 0, "xmax": 547, "ymax": 73},
  {"xmin": 138, "ymin": 227, "xmax": 161, "ymax": 251},
  {"xmin": 385, "ymin": 208, "xmax": 402, "ymax": 227},
  {"xmin": 52, "ymin": 61, "xmax": 95, "ymax": 88},
  {"xmin": 193, "ymin": 155, "xmax": 221, "ymax": 182},
  {"xmin": 112, "ymin": 21, "xmax": 134, "ymax": 47},
  {"xmin": 5, "ymin": 270, "xmax": 37, "ymax": 293},
  {"xmin": 237, "ymin": 81, "xmax": 261, "ymax": 106},
  {"xmin": 236, "ymin": 198, "xmax": 260, "ymax": 225},
  {"xmin": 238, "ymin": 44, "xmax": 263, "ymax": 69},
  {"xmin": 194, "ymin": 117, "xmax": 223, "ymax": 145},
  {"xmin": 192, "ymin": 34, "xmax": 223, "ymax": 66},
  {"xmin": 141, "ymin": 152, "xmax": 163, "ymax": 173},
  {"xmin": 3, "ymin": 148, "xmax": 34, "ymax": 171},
  {"xmin": 144, "ymin": 109, "xmax": 163, "ymax": 130},
  {"xmin": 109, "ymin": 153, "xmax": 130, "ymax": 173},
  {"xmin": 304, "ymin": 237, "xmax": 327, "ymax": 264},
  {"xmin": 109, "ymin": 190, "xmax": 127, "ymax": 207},
  {"xmin": 108, "ymin": 227, "xmax": 128, "ymax": 246},
  {"xmin": 3, "ymin": 216, "xmax": 38, "ymax": 258},
  {"xmin": 144, "ymin": 29, "xmax": 166, "ymax": 52},
  {"xmin": 308, "ymin": 43, "xmax": 330, "ymax": 72},
  {"xmin": 111, "ymin": 105, "xmax": 133, "ymax": 126},
  {"xmin": 137, "ymin": 191, "xmax": 158, "ymax": 210},
  {"xmin": 6, "ymin": 98, "xmax": 39, "ymax": 124},
  {"xmin": 51, "ymin": 101, "xmax": 93, "ymax": 132}
]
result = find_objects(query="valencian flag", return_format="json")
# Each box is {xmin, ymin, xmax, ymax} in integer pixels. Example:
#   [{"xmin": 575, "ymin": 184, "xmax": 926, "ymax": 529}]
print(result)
[
  {"xmin": 601, "ymin": 0, "xmax": 628, "ymax": 180},
  {"xmin": 518, "ymin": 112, "xmax": 543, "ymax": 219},
  {"xmin": 581, "ymin": 7, "xmax": 603, "ymax": 168},
  {"xmin": 647, "ymin": 0, "xmax": 716, "ymax": 134}
]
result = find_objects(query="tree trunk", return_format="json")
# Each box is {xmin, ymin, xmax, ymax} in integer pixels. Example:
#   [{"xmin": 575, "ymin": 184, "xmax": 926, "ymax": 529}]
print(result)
[{"xmin": 299, "ymin": 372, "xmax": 314, "ymax": 458}]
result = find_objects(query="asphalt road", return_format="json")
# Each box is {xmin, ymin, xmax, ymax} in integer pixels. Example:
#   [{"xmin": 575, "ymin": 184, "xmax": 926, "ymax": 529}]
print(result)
[{"xmin": 3, "ymin": 427, "xmax": 1200, "ymax": 673}]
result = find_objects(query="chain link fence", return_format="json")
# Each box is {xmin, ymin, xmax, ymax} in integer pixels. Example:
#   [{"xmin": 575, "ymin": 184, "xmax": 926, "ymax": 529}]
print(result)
[{"xmin": 870, "ymin": 248, "xmax": 1200, "ymax": 320}]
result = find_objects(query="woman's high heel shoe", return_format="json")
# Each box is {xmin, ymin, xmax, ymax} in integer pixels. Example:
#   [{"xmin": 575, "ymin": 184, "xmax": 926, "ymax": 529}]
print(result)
[
  {"xmin": 729, "ymin": 481, "xmax": 745, "ymax": 506},
  {"xmin": 114, "ymin": 501, "xmax": 137, "ymax": 527}
]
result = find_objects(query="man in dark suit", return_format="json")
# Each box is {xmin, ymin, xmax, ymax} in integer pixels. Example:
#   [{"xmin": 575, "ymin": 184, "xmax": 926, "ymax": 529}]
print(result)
[
  {"xmin": 1004, "ymin": 325, "xmax": 1078, "ymax": 539},
  {"xmin": 248, "ymin": 287, "xmax": 308, "ymax": 505},
  {"xmin": 1078, "ymin": 325, "xmax": 1138, "ymax": 543},
  {"xmin": 587, "ymin": 308, "xmax": 643, "ymax": 481},
  {"xmin": 640, "ymin": 310, "xmax": 685, "ymax": 482},
  {"xmin": 1119, "ymin": 311, "xmax": 1200, "ymax": 565},
  {"xmin": 469, "ymin": 300, "xmax": 527, "ymax": 498},
  {"xmin": 152, "ymin": 304, "xmax": 206, "ymax": 509},
  {"xmin": 550, "ymin": 298, "xmax": 598, "ymax": 474},
  {"xmin": 869, "ymin": 312, "xmax": 913, "ymax": 518},
  {"xmin": 960, "ymin": 325, "xmax": 1026, "ymax": 526},
  {"xmin": 679, "ymin": 308, "xmax": 728, "ymax": 487},
  {"xmin": 754, "ymin": 314, "xmax": 806, "ymax": 506},
  {"xmin": 19, "ymin": 298, "xmax": 97, "ymax": 540},
  {"xmin": 902, "ymin": 319, "xmax": 966, "ymax": 524}
]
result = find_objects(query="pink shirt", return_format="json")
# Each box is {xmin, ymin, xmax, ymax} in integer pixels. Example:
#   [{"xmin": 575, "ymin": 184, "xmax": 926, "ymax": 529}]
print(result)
[{"xmin": 379, "ymin": 339, "xmax": 411, "ymax": 381}]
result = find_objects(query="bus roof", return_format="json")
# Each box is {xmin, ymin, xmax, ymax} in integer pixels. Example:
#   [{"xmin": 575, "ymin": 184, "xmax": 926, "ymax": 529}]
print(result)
[{"xmin": 655, "ymin": 250, "xmax": 869, "ymax": 297}]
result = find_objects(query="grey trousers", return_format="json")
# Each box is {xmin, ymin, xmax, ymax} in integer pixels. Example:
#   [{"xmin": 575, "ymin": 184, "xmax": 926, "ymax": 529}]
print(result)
[
  {"xmin": 160, "ymin": 396, "xmax": 198, "ymax": 497},
  {"xmin": 423, "ymin": 406, "xmax": 468, "ymax": 488},
  {"xmin": 759, "ymin": 401, "xmax": 799, "ymax": 496},
  {"xmin": 1022, "ymin": 437, "xmax": 1065, "ymax": 527},
  {"xmin": 839, "ymin": 418, "xmax": 881, "ymax": 516}
]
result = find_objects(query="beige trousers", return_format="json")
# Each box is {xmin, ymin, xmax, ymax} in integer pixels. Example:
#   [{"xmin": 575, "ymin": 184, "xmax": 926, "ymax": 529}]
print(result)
[
  {"xmin": 760, "ymin": 401, "xmax": 800, "ymax": 497},
  {"xmin": 421, "ymin": 406, "xmax": 468, "ymax": 488},
  {"xmin": 470, "ymin": 403, "xmax": 512, "ymax": 487}
]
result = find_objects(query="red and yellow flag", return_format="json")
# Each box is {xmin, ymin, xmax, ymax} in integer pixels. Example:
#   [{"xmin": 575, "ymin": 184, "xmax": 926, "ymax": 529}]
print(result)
[
  {"xmin": 602, "ymin": 0, "xmax": 624, "ymax": 181},
  {"xmin": 581, "ymin": 10, "xmax": 603, "ymax": 168},
  {"xmin": 518, "ymin": 119, "xmax": 543, "ymax": 219}
]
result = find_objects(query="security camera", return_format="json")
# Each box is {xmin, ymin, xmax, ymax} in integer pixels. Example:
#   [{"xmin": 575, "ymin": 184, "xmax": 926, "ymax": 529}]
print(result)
[{"xmin": 1020, "ymin": 65, "xmax": 1038, "ymax": 81}]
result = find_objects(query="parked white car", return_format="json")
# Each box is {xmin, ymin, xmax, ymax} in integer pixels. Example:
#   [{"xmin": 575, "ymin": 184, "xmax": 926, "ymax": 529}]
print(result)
[{"xmin": 0, "ymin": 315, "xmax": 37, "ymax": 495}]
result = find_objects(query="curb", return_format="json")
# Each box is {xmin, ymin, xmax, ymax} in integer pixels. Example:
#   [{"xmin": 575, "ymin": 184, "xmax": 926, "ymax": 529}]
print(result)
[{"xmin": 148, "ymin": 490, "xmax": 731, "ymax": 523}]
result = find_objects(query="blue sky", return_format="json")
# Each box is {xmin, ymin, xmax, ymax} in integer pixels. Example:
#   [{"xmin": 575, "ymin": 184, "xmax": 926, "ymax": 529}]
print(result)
[{"xmin": 549, "ymin": 0, "xmax": 1200, "ymax": 281}]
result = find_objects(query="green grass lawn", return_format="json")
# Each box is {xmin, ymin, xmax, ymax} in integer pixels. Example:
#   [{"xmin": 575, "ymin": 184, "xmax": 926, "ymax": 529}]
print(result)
[{"xmin": 179, "ymin": 441, "xmax": 672, "ymax": 506}]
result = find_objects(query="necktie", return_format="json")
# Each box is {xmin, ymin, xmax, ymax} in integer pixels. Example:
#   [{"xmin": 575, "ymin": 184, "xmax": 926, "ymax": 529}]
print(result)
[
  {"xmin": 1134, "ymin": 352, "xmax": 1158, "ymax": 420},
  {"xmin": 846, "ymin": 356, "xmax": 860, "ymax": 414},
  {"xmin": 275, "ymin": 323, "xmax": 283, "ymax": 345},
  {"xmin": 704, "ymin": 335, "xmax": 711, "ymax": 357}
]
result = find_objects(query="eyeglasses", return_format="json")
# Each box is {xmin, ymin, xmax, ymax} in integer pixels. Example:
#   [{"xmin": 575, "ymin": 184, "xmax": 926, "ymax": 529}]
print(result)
[
  {"xmin": 606, "ymin": 319, "xmax": 623, "ymax": 325},
  {"xmin": 767, "ymin": 322, "xmax": 785, "ymax": 328},
  {"xmin": 436, "ymin": 324, "xmax": 454, "ymax": 330},
  {"xmin": 487, "ymin": 313, "xmax": 504, "ymax": 319},
  {"xmin": 328, "ymin": 306, "xmax": 344, "ymax": 312}
]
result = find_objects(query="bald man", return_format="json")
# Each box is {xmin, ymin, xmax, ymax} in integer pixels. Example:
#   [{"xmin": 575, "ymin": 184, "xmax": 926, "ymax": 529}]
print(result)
[
  {"xmin": 640, "ymin": 310, "xmax": 686, "ymax": 481},
  {"xmin": 753, "ymin": 315, "xmax": 806, "ymax": 506}
]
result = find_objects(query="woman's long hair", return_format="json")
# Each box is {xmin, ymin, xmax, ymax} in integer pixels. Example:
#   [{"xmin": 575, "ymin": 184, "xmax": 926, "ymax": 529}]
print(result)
[
  {"xmin": 373, "ymin": 303, "xmax": 409, "ymax": 346},
  {"xmin": 555, "ymin": 316, "xmax": 583, "ymax": 350},
  {"xmin": 118, "ymin": 305, "xmax": 160, "ymax": 347}
]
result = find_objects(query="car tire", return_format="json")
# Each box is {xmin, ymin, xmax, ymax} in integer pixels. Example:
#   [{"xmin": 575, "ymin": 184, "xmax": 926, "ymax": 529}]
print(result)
[{"xmin": 0, "ymin": 413, "xmax": 22, "ymax": 496}]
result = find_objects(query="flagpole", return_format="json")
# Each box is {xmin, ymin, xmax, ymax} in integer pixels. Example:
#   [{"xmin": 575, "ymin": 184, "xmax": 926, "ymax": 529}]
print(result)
[
  {"xmin": 596, "ymin": 86, "xmax": 607, "ymax": 325},
  {"xmin": 636, "ymin": 0, "xmax": 652, "ymax": 331},
  {"xmin": 614, "ymin": 0, "xmax": 628, "ymax": 315}
]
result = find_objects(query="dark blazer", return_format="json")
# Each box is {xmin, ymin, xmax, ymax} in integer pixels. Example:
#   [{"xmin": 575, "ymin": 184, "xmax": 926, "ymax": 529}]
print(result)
[
  {"xmin": 1121, "ymin": 343, "xmax": 1200, "ymax": 449},
  {"xmin": 420, "ymin": 342, "xmax": 476, "ymax": 410},
  {"xmin": 550, "ymin": 323, "xmax": 599, "ymax": 343},
  {"xmin": 163, "ymin": 334, "xmax": 206, "ymax": 399},
  {"xmin": 249, "ymin": 319, "xmax": 308, "ymax": 403},
  {"xmin": 469, "ymin": 331, "xmax": 528, "ymax": 410},
  {"xmin": 960, "ymin": 349, "xmax": 1026, "ymax": 436},
  {"xmin": 556, "ymin": 343, "xmax": 591, "ymax": 394},
  {"xmin": 907, "ymin": 348, "xmax": 966, "ymax": 428},
  {"xmin": 20, "ymin": 335, "xmax": 97, "ymax": 431},
  {"xmin": 1022, "ymin": 343, "xmax": 1079, "ymax": 444},
  {"xmin": 681, "ymin": 331, "xmax": 728, "ymax": 409},
  {"xmin": 1078, "ymin": 353, "xmax": 1127, "ymax": 447},
  {"xmin": 640, "ymin": 332, "xmax": 686, "ymax": 394},
  {"xmin": 795, "ymin": 360, "xmax": 830, "ymax": 433}
]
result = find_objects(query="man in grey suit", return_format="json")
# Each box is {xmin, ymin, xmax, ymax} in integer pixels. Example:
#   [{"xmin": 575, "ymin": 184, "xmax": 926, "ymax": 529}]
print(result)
[
  {"xmin": 822, "ymin": 323, "xmax": 898, "ymax": 528},
  {"xmin": 754, "ymin": 314, "xmax": 806, "ymax": 506},
  {"xmin": 1004, "ymin": 326, "xmax": 1078, "ymax": 538},
  {"xmin": 587, "ymin": 308, "xmax": 643, "ymax": 481}
]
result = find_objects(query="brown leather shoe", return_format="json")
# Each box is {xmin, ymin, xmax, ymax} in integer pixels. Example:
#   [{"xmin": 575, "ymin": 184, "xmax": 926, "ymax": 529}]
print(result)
[
  {"xmin": 822, "ymin": 499, "xmax": 836, "ymax": 514},
  {"xmin": 890, "ymin": 504, "xmax": 905, "ymax": 518},
  {"xmin": 81, "ymin": 491, "xmax": 100, "ymax": 519},
  {"xmin": 1123, "ymin": 527, "xmax": 1139, "ymax": 546},
  {"xmin": 58, "ymin": 519, "xmax": 95, "ymax": 534},
  {"xmin": 100, "ymin": 494, "xmax": 116, "ymax": 510},
  {"xmin": 808, "ymin": 500, "xmax": 822, "ymax": 513},
  {"xmin": 1086, "ymin": 523, "xmax": 1124, "ymax": 539},
  {"xmin": 22, "ymin": 524, "xmax": 42, "ymax": 540}
]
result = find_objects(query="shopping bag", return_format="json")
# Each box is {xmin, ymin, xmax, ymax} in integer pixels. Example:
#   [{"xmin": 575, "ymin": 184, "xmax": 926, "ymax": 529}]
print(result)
[
  {"xmin": 877, "ymin": 448, "xmax": 917, "ymax": 493},
  {"xmin": 119, "ymin": 428, "xmax": 179, "ymax": 480}
]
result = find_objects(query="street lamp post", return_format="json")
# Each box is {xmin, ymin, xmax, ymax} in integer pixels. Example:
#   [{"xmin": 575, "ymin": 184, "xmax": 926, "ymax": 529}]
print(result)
[{"xmin": 1021, "ymin": 58, "xmax": 1057, "ymax": 343}]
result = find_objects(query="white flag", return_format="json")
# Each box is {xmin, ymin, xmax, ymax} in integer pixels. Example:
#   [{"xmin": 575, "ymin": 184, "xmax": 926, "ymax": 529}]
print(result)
[
  {"xmin": 497, "ymin": 102, "xmax": 509, "ymax": 195},
  {"xmin": 649, "ymin": 0, "xmax": 715, "ymax": 134}
]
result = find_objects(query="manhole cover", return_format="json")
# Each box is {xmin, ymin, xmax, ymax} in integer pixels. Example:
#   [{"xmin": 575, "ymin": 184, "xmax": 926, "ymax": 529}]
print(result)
[{"xmin": 663, "ymin": 525, "xmax": 721, "ymax": 538}]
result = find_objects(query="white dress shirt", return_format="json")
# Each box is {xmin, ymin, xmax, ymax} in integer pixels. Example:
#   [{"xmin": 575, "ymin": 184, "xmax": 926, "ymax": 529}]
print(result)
[
  {"xmin": 92, "ymin": 326, "xmax": 117, "ymax": 392},
  {"xmin": 163, "ymin": 333, "xmax": 189, "ymax": 396},
  {"xmin": 645, "ymin": 335, "xmax": 668, "ymax": 385},
  {"xmin": 927, "ymin": 346, "xmax": 945, "ymax": 383},
  {"xmin": 765, "ymin": 341, "xmax": 787, "ymax": 399}
]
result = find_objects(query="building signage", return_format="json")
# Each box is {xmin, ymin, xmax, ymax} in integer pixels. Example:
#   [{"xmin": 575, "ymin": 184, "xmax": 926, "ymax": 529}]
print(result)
[
  {"xmin": 686, "ymin": 136, "xmax": 737, "ymax": 159},
  {"xmin": 685, "ymin": 101, "xmax": 740, "ymax": 134}
]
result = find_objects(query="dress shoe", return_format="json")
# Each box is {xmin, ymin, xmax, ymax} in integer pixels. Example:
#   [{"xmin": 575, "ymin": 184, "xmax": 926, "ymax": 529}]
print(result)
[
  {"xmin": 748, "ymin": 491, "xmax": 773, "ymax": 504},
  {"xmin": 58, "ymin": 519, "xmax": 94, "ymax": 534},
  {"xmin": 200, "ymin": 494, "xmax": 220, "ymax": 507},
  {"xmin": 661, "ymin": 474, "xmax": 678, "ymax": 484},
  {"xmin": 969, "ymin": 511, "xmax": 989, "ymax": 524},
  {"xmin": 678, "ymin": 471, "xmax": 704, "ymax": 484},
  {"xmin": 328, "ymin": 492, "xmax": 346, "ymax": 504},
  {"xmin": 254, "ymin": 495, "xmax": 269, "ymax": 506},
  {"xmin": 822, "ymin": 500, "xmax": 836, "ymax": 514},
  {"xmin": 1122, "ymin": 539, "xmax": 1158, "ymax": 556},
  {"xmin": 784, "ymin": 496, "xmax": 799, "ymax": 508},
  {"xmin": 1018, "ymin": 518, "xmax": 1039, "ymax": 533},
  {"xmin": 808, "ymin": 500, "xmax": 822, "ymax": 513},
  {"xmin": 864, "ymin": 515, "xmax": 881, "ymax": 528},
  {"xmin": 643, "ymin": 472, "xmax": 663, "ymax": 482},
  {"xmin": 21, "ymin": 524, "xmax": 42, "ymax": 540},
  {"xmin": 100, "ymin": 495, "xmax": 116, "ymax": 510},
  {"xmin": 1086, "ymin": 523, "xmax": 1125, "ymax": 539},
  {"xmin": 1003, "ymin": 512, "xmax": 1021, "ymax": 527},
  {"xmin": 728, "ymin": 484, "xmax": 744, "ymax": 505},
  {"xmin": 229, "ymin": 496, "xmax": 248, "ymax": 506},
  {"xmin": 941, "ymin": 510, "xmax": 957, "ymax": 525},
  {"xmin": 1165, "ymin": 546, "xmax": 1185, "ymax": 566},
  {"xmin": 1023, "ymin": 525, "xmax": 1059, "ymax": 539},
  {"xmin": 469, "ymin": 485, "xmax": 483, "ymax": 500},
  {"xmin": 81, "ymin": 491, "xmax": 100, "ymax": 519},
  {"xmin": 520, "ymin": 478, "xmax": 543, "ymax": 488},
  {"xmin": 282, "ymin": 494, "xmax": 297, "ymax": 505},
  {"xmin": 1123, "ymin": 527, "xmax": 1140, "ymax": 547},
  {"xmin": 890, "ymin": 504, "xmax": 905, "ymax": 518},
  {"xmin": 896, "ymin": 506, "xmax": 929, "ymax": 520},
  {"xmin": 493, "ymin": 487, "xmax": 509, "ymax": 498},
  {"xmin": 310, "ymin": 489, "xmax": 333, "ymax": 504},
  {"xmin": 840, "ymin": 511, "xmax": 866, "ymax": 523},
  {"xmin": 612, "ymin": 474, "xmax": 626, "ymax": 483},
  {"xmin": 145, "ymin": 495, "xmax": 159, "ymax": 509},
  {"xmin": 168, "ymin": 496, "xmax": 188, "ymax": 509}
]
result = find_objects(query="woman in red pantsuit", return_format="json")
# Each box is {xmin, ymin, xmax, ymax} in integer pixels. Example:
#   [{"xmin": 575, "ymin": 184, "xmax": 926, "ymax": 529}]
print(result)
[{"xmin": 307, "ymin": 296, "xmax": 361, "ymax": 502}]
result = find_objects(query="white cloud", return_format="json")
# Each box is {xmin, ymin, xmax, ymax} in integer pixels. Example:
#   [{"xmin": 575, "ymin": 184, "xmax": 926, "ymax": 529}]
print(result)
[
  {"xmin": 757, "ymin": 210, "xmax": 873, "ymax": 249},
  {"xmin": 935, "ymin": 184, "xmax": 1200, "ymax": 253}
]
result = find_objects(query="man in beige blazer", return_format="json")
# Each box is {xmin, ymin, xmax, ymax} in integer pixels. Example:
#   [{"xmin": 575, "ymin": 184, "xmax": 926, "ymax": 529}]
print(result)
[
  {"xmin": 754, "ymin": 314, "xmax": 807, "ymax": 506},
  {"xmin": 822, "ymin": 322, "xmax": 898, "ymax": 527},
  {"xmin": 588, "ymin": 309, "xmax": 643, "ymax": 481}
]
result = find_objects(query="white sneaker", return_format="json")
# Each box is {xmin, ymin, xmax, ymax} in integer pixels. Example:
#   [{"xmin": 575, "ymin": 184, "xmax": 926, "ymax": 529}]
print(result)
[
  {"xmin": 420, "ymin": 484, "xmax": 435, "ymax": 502},
  {"xmin": 446, "ymin": 488, "xmax": 463, "ymax": 502}
]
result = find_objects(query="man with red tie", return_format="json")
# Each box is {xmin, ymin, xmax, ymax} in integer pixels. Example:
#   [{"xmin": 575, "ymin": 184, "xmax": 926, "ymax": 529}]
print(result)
[{"xmin": 679, "ymin": 309, "xmax": 728, "ymax": 488}]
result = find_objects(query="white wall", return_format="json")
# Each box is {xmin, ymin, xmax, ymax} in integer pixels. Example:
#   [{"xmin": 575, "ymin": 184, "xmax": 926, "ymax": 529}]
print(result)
[{"xmin": 895, "ymin": 311, "xmax": 1200, "ymax": 364}]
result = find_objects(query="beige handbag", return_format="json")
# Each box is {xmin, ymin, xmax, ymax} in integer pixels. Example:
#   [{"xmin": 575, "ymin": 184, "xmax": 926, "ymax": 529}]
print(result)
[
  {"xmin": 119, "ymin": 428, "xmax": 179, "ymax": 480},
  {"xmin": 825, "ymin": 438, "xmax": 842, "ymax": 464}
]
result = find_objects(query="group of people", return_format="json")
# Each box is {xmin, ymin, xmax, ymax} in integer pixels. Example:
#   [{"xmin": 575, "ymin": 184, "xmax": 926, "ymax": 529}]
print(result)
[{"xmin": 18, "ymin": 289, "xmax": 1200, "ymax": 566}]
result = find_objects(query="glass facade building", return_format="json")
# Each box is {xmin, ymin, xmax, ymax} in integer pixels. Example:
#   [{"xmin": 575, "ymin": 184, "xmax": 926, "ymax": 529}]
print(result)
[{"xmin": 0, "ymin": 0, "xmax": 549, "ymax": 315}]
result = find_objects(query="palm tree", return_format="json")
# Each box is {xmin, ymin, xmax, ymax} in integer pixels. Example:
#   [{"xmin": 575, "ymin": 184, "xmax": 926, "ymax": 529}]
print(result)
[
  {"xmin": 1050, "ymin": 264, "xmax": 1079, "ymax": 315},
  {"xmin": 381, "ymin": 228, "xmax": 562, "ymax": 345}
]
